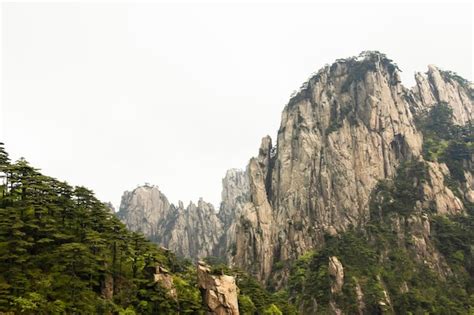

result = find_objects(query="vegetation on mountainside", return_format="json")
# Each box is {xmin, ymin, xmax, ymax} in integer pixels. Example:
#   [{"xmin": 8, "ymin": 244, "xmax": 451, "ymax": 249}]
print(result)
[
  {"xmin": 204, "ymin": 257, "xmax": 296, "ymax": 315},
  {"xmin": 289, "ymin": 51, "xmax": 399, "ymax": 108},
  {"xmin": 287, "ymin": 103, "xmax": 474, "ymax": 314},
  {"xmin": 439, "ymin": 70, "xmax": 473, "ymax": 92},
  {"xmin": 340, "ymin": 51, "xmax": 400, "ymax": 92},
  {"xmin": 0, "ymin": 102, "xmax": 472, "ymax": 314},
  {"xmin": 417, "ymin": 102, "xmax": 473, "ymax": 183},
  {"xmin": 0, "ymin": 144, "xmax": 206, "ymax": 314},
  {"xmin": 0, "ymin": 143, "xmax": 294, "ymax": 314}
]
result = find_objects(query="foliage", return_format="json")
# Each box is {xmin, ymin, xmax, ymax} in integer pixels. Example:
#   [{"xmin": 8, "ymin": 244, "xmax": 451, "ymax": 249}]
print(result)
[
  {"xmin": 370, "ymin": 160, "xmax": 428, "ymax": 217},
  {"xmin": 440, "ymin": 69, "xmax": 473, "ymax": 91},
  {"xmin": 326, "ymin": 103, "xmax": 355, "ymax": 134},
  {"xmin": 340, "ymin": 51, "xmax": 399, "ymax": 92},
  {"xmin": 431, "ymin": 215, "xmax": 474, "ymax": 283},
  {"xmin": 238, "ymin": 294, "xmax": 256, "ymax": 315},
  {"xmin": 288, "ymin": 217, "xmax": 474, "ymax": 314},
  {"xmin": 0, "ymin": 143, "xmax": 204, "ymax": 314},
  {"xmin": 288, "ymin": 148, "xmax": 474, "ymax": 314},
  {"xmin": 0, "ymin": 142, "xmax": 300, "ymax": 314},
  {"xmin": 417, "ymin": 102, "xmax": 473, "ymax": 183},
  {"xmin": 263, "ymin": 303, "xmax": 283, "ymax": 315}
]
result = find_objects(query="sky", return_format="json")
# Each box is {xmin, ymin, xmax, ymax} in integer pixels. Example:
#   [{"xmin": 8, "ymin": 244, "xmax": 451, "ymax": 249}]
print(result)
[{"xmin": 1, "ymin": 1, "xmax": 472, "ymax": 209}]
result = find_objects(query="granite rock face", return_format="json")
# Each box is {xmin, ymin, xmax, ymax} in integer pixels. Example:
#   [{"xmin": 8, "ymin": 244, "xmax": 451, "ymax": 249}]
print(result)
[
  {"xmin": 159, "ymin": 199, "xmax": 223, "ymax": 259},
  {"xmin": 217, "ymin": 169, "xmax": 250, "ymax": 260},
  {"xmin": 117, "ymin": 52, "xmax": 473, "ymax": 288},
  {"xmin": 117, "ymin": 185, "xmax": 172, "ymax": 240},
  {"xmin": 412, "ymin": 65, "xmax": 473, "ymax": 125},
  {"xmin": 197, "ymin": 261, "xmax": 239, "ymax": 315},
  {"xmin": 117, "ymin": 186, "xmax": 222, "ymax": 258},
  {"xmin": 328, "ymin": 256, "xmax": 344, "ymax": 295},
  {"xmin": 219, "ymin": 169, "xmax": 250, "ymax": 228},
  {"xmin": 227, "ymin": 52, "xmax": 472, "ymax": 282}
]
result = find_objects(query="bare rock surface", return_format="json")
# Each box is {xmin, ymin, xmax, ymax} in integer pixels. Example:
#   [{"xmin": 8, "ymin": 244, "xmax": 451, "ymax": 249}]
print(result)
[
  {"xmin": 117, "ymin": 51, "xmax": 473, "ymax": 289},
  {"xmin": 328, "ymin": 256, "xmax": 344, "ymax": 294},
  {"xmin": 197, "ymin": 261, "xmax": 239, "ymax": 315},
  {"xmin": 227, "ymin": 52, "xmax": 472, "ymax": 282},
  {"xmin": 117, "ymin": 186, "xmax": 222, "ymax": 258}
]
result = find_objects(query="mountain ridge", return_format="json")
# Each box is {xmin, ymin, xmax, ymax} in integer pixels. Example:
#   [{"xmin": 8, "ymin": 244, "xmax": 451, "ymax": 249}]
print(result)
[
  {"xmin": 117, "ymin": 50, "xmax": 473, "ymax": 313},
  {"xmin": 118, "ymin": 51, "xmax": 472, "ymax": 268}
]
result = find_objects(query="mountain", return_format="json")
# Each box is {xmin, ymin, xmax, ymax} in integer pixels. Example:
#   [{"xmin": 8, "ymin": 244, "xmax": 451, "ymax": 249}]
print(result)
[
  {"xmin": 1, "ymin": 51, "xmax": 472, "ymax": 314},
  {"xmin": 117, "ymin": 185, "xmax": 222, "ymax": 258},
  {"xmin": 229, "ymin": 51, "xmax": 472, "ymax": 283},
  {"xmin": 0, "ymin": 144, "xmax": 299, "ymax": 314},
  {"xmin": 0, "ymin": 148, "xmax": 209, "ymax": 314},
  {"xmin": 117, "ymin": 51, "xmax": 473, "ymax": 313}
]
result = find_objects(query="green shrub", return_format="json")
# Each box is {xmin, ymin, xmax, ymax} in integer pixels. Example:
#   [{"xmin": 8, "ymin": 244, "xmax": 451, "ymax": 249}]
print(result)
[{"xmin": 238, "ymin": 294, "xmax": 256, "ymax": 315}]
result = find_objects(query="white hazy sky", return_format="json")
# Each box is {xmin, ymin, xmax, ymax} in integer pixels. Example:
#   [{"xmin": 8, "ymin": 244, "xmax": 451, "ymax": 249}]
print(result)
[{"xmin": 1, "ymin": 1, "xmax": 472, "ymax": 209}]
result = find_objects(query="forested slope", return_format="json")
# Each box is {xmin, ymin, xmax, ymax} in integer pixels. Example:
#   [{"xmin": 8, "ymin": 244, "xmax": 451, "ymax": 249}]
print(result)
[{"xmin": 0, "ymin": 144, "xmax": 204, "ymax": 314}]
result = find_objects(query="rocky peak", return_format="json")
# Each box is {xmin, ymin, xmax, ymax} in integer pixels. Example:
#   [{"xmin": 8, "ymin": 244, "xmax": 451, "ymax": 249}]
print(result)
[
  {"xmin": 117, "ymin": 185, "xmax": 171, "ymax": 240},
  {"xmin": 413, "ymin": 65, "xmax": 473, "ymax": 125},
  {"xmin": 117, "ymin": 185, "xmax": 222, "ymax": 258},
  {"xmin": 231, "ymin": 52, "xmax": 424, "ymax": 279},
  {"xmin": 229, "ymin": 51, "xmax": 471, "ymax": 282},
  {"xmin": 163, "ymin": 199, "xmax": 222, "ymax": 258},
  {"xmin": 117, "ymin": 52, "xmax": 472, "ymax": 290},
  {"xmin": 218, "ymin": 169, "xmax": 250, "ymax": 227}
]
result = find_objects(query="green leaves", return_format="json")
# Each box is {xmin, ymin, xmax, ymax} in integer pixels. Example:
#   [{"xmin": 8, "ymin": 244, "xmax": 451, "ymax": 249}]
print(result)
[
  {"xmin": 238, "ymin": 294, "xmax": 256, "ymax": 314},
  {"xmin": 417, "ymin": 103, "xmax": 473, "ymax": 185},
  {"xmin": 0, "ymin": 144, "xmax": 206, "ymax": 314},
  {"xmin": 370, "ymin": 160, "xmax": 428, "ymax": 218}
]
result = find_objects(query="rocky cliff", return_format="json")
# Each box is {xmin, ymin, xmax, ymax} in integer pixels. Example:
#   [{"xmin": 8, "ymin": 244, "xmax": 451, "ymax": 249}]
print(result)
[
  {"xmin": 159, "ymin": 199, "xmax": 223, "ymax": 259},
  {"xmin": 197, "ymin": 261, "xmax": 240, "ymax": 315},
  {"xmin": 117, "ymin": 185, "xmax": 222, "ymax": 258},
  {"xmin": 227, "ymin": 51, "xmax": 472, "ymax": 283},
  {"xmin": 117, "ymin": 185, "xmax": 172, "ymax": 240},
  {"xmin": 117, "ymin": 51, "xmax": 473, "ymax": 290},
  {"xmin": 412, "ymin": 65, "xmax": 473, "ymax": 125}
]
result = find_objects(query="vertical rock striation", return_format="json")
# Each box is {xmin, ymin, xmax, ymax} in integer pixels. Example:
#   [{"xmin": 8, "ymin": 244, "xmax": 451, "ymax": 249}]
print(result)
[
  {"xmin": 231, "ymin": 52, "xmax": 425, "ymax": 281},
  {"xmin": 160, "ymin": 199, "xmax": 223, "ymax": 258},
  {"xmin": 412, "ymin": 65, "xmax": 473, "ymax": 125},
  {"xmin": 227, "ymin": 51, "xmax": 472, "ymax": 282},
  {"xmin": 117, "ymin": 52, "xmax": 473, "ymax": 290},
  {"xmin": 197, "ymin": 261, "xmax": 240, "ymax": 315},
  {"xmin": 117, "ymin": 185, "xmax": 172, "ymax": 241},
  {"xmin": 117, "ymin": 186, "xmax": 222, "ymax": 258}
]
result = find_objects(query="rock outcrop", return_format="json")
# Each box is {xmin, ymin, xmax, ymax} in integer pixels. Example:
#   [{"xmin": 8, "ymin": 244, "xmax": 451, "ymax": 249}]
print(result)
[
  {"xmin": 152, "ymin": 265, "xmax": 177, "ymax": 300},
  {"xmin": 117, "ymin": 51, "xmax": 473, "ymax": 290},
  {"xmin": 412, "ymin": 65, "xmax": 473, "ymax": 125},
  {"xmin": 197, "ymin": 261, "xmax": 239, "ymax": 315},
  {"xmin": 421, "ymin": 161, "xmax": 464, "ymax": 215},
  {"xmin": 100, "ymin": 273, "xmax": 114, "ymax": 300},
  {"xmin": 217, "ymin": 169, "xmax": 250, "ymax": 260},
  {"xmin": 117, "ymin": 185, "xmax": 172, "ymax": 241},
  {"xmin": 117, "ymin": 186, "xmax": 222, "ymax": 258},
  {"xmin": 227, "ymin": 51, "xmax": 473, "ymax": 282},
  {"xmin": 159, "ymin": 199, "xmax": 223, "ymax": 258},
  {"xmin": 328, "ymin": 256, "xmax": 344, "ymax": 295}
]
